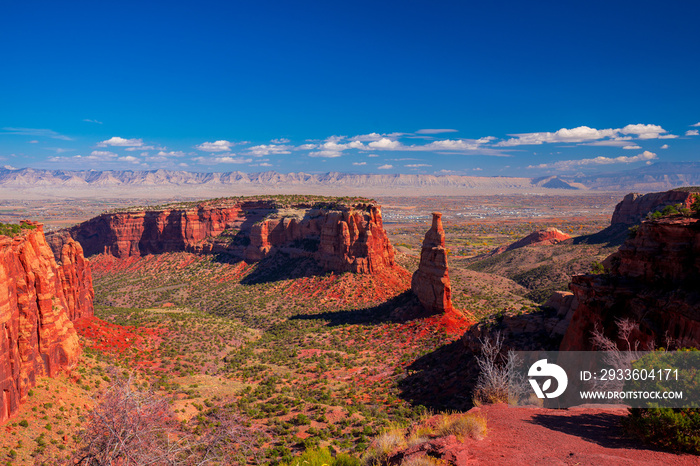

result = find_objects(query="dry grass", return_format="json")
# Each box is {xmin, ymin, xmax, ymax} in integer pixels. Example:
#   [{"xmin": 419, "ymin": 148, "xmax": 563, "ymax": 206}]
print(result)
[
  {"xmin": 401, "ymin": 456, "xmax": 445, "ymax": 466},
  {"xmin": 434, "ymin": 413, "xmax": 488, "ymax": 441}
]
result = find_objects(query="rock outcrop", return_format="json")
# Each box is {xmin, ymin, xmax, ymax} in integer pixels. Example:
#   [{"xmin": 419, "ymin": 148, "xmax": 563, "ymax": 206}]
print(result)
[
  {"xmin": 561, "ymin": 216, "xmax": 700, "ymax": 350},
  {"xmin": 491, "ymin": 228, "xmax": 572, "ymax": 255},
  {"xmin": 610, "ymin": 188, "xmax": 698, "ymax": 225},
  {"xmin": 411, "ymin": 213, "xmax": 453, "ymax": 314},
  {"xmin": 1, "ymin": 222, "xmax": 93, "ymax": 424},
  {"xmin": 50, "ymin": 198, "xmax": 397, "ymax": 275},
  {"xmin": 462, "ymin": 291, "xmax": 577, "ymax": 353}
]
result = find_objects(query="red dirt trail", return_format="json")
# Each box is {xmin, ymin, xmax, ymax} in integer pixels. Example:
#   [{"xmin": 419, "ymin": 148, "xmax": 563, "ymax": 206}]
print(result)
[{"xmin": 447, "ymin": 404, "xmax": 697, "ymax": 465}]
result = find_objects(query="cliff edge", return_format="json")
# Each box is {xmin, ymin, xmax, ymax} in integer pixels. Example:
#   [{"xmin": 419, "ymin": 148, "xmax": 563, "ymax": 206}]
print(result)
[{"xmin": 0, "ymin": 222, "xmax": 93, "ymax": 424}]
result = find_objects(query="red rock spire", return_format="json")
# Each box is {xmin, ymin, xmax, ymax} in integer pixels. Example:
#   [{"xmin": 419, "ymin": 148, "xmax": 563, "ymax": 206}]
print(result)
[{"xmin": 411, "ymin": 212, "xmax": 453, "ymax": 313}]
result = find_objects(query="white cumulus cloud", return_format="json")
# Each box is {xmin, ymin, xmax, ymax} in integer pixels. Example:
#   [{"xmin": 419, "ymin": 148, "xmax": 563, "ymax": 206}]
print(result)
[
  {"xmin": 685, "ymin": 129, "xmax": 699, "ymax": 136},
  {"xmin": 368, "ymin": 138, "xmax": 402, "ymax": 150},
  {"xmin": 352, "ymin": 162, "xmax": 367, "ymax": 166},
  {"xmin": 415, "ymin": 129, "xmax": 458, "ymax": 134},
  {"xmin": 97, "ymin": 136, "xmax": 144, "ymax": 147},
  {"xmin": 196, "ymin": 140, "xmax": 234, "ymax": 152},
  {"xmin": 377, "ymin": 164, "xmax": 393, "ymax": 169},
  {"xmin": 247, "ymin": 144, "xmax": 292, "ymax": 156}
]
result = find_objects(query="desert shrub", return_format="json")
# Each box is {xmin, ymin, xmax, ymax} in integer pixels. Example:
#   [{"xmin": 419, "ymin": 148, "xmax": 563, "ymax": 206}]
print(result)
[
  {"xmin": 361, "ymin": 426, "xmax": 407, "ymax": 466},
  {"xmin": 400, "ymin": 456, "xmax": 445, "ymax": 466},
  {"xmin": 590, "ymin": 261, "xmax": 605, "ymax": 274},
  {"xmin": 281, "ymin": 447, "xmax": 360, "ymax": 466},
  {"xmin": 621, "ymin": 349, "xmax": 700, "ymax": 453},
  {"xmin": 434, "ymin": 413, "xmax": 487, "ymax": 441},
  {"xmin": 623, "ymin": 408, "xmax": 700, "ymax": 454},
  {"xmin": 692, "ymin": 194, "xmax": 700, "ymax": 214},
  {"xmin": 472, "ymin": 333, "xmax": 522, "ymax": 405}
]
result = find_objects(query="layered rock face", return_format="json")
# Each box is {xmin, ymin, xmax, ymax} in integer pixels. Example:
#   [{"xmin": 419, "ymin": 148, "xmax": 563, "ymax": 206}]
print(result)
[
  {"xmin": 1, "ymin": 223, "xmax": 92, "ymax": 423},
  {"xmin": 491, "ymin": 228, "xmax": 571, "ymax": 255},
  {"xmin": 411, "ymin": 213, "xmax": 453, "ymax": 313},
  {"xmin": 51, "ymin": 199, "xmax": 397, "ymax": 274},
  {"xmin": 561, "ymin": 216, "xmax": 700, "ymax": 350},
  {"xmin": 610, "ymin": 189, "xmax": 697, "ymax": 225}
]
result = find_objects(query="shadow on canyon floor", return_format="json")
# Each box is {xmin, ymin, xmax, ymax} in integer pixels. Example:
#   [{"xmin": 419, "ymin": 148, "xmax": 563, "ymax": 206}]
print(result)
[
  {"xmin": 398, "ymin": 339, "xmax": 478, "ymax": 412},
  {"xmin": 528, "ymin": 412, "xmax": 649, "ymax": 451},
  {"xmin": 289, "ymin": 290, "xmax": 416, "ymax": 326}
]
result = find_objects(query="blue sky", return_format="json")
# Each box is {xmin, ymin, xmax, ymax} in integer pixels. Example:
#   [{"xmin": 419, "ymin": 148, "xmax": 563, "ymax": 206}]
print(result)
[{"xmin": 1, "ymin": 0, "xmax": 698, "ymax": 177}]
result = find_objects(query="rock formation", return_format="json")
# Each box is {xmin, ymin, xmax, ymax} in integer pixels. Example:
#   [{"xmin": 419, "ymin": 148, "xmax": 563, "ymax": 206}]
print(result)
[
  {"xmin": 411, "ymin": 213, "xmax": 453, "ymax": 314},
  {"xmin": 1, "ymin": 222, "xmax": 93, "ymax": 424},
  {"xmin": 49, "ymin": 198, "xmax": 397, "ymax": 275},
  {"xmin": 561, "ymin": 215, "xmax": 700, "ymax": 351},
  {"xmin": 491, "ymin": 228, "xmax": 571, "ymax": 255},
  {"xmin": 610, "ymin": 188, "xmax": 698, "ymax": 225},
  {"xmin": 462, "ymin": 291, "xmax": 577, "ymax": 353}
]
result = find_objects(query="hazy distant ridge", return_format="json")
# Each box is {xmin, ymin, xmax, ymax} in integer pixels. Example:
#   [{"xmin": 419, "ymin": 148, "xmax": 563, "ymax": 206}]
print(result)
[{"xmin": 1, "ymin": 163, "xmax": 699, "ymax": 198}]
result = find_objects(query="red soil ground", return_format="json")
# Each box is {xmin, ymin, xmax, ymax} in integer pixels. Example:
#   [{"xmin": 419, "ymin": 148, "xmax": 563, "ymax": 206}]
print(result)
[{"xmin": 431, "ymin": 403, "xmax": 697, "ymax": 465}]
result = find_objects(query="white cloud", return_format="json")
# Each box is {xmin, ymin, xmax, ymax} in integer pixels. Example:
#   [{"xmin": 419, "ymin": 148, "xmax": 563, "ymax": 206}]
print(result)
[
  {"xmin": 498, "ymin": 126, "xmax": 617, "ymax": 146},
  {"xmin": 97, "ymin": 136, "xmax": 144, "ymax": 147},
  {"xmin": 193, "ymin": 156, "xmax": 253, "ymax": 164},
  {"xmin": 619, "ymin": 124, "xmax": 670, "ymax": 139},
  {"xmin": 125, "ymin": 145, "xmax": 163, "ymax": 151},
  {"xmin": 28, "ymin": 140, "xmax": 39, "ymax": 144},
  {"xmin": 529, "ymin": 150, "xmax": 658, "ymax": 170},
  {"xmin": 422, "ymin": 139, "xmax": 481, "ymax": 151},
  {"xmin": 368, "ymin": 138, "xmax": 402, "ymax": 150},
  {"xmin": 350, "ymin": 132, "xmax": 384, "ymax": 142},
  {"xmin": 83, "ymin": 119, "xmax": 103, "ymax": 124},
  {"xmin": 415, "ymin": 129, "xmax": 458, "ymax": 134},
  {"xmin": 622, "ymin": 145, "xmax": 642, "ymax": 150},
  {"xmin": 309, "ymin": 150, "xmax": 342, "ymax": 158},
  {"xmin": 352, "ymin": 162, "xmax": 367, "ymax": 166},
  {"xmin": 377, "ymin": 164, "xmax": 393, "ymax": 169},
  {"xmin": 661, "ymin": 144, "xmax": 669, "ymax": 149},
  {"xmin": 196, "ymin": 140, "xmax": 234, "ymax": 152},
  {"xmin": 685, "ymin": 129, "xmax": 699, "ymax": 136},
  {"xmin": 271, "ymin": 138, "xmax": 290, "ymax": 144},
  {"xmin": 405, "ymin": 164, "xmax": 431, "ymax": 167},
  {"xmin": 297, "ymin": 143, "xmax": 317, "ymax": 150},
  {"xmin": 118, "ymin": 156, "xmax": 139, "ymax": 163},
  {"xmin": 246, "ymin": 144, "xmax": 292, "ymax": 156},
  {"xmin": 258, "ymin": 162, "xmax": 273, "ymax": 167},
  {"xmin": 367, "ymin": 154, "xmax": 379, "ymax": 158},
  {"xmin": 3, "ymin": 165, "xmax": 18, "ymax": 170},
  {"xmin": 498, "ymin": 124, "xmax": 674, "ymax": 147},
  {"xmin": 692, "ymin": 122, "xmax": 700, "ymax": 127},
  {"xmin": 156, "ymin": 150, "xmax": 186, "ymax": 157}
]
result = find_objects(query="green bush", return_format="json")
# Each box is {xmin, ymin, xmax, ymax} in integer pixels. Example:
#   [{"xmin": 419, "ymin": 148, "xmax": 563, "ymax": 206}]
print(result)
[
  {"xmin": 280, "ymin": 447, "xmax": 359, "ymax": 466},
  {"xmin": 623, "ymin": 408, "xmax": 700, "ymax": 453},
  {"xmin": 622, "ymin": 350, "xmax": 700, "ymax": 453}
]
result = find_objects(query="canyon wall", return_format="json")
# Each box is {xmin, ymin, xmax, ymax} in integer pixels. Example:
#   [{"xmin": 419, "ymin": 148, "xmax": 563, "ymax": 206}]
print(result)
[
  {"xmin": 561, "ymin": 216, "xmax": 700, "ymax": 350},
  {"xmin": 51, "ymin": 199, "xmax": 397, "ymax": 274},
  {"xmin": 610, "ymin": 189, "xmax": 697, "ymax": 225},
  {"xmin": 411, "ymin": 213, "xmax": 453, "ymax": 313},
  {"xmin": 1, "ymin": 222, "xmax": 93, "ymax": 424}
]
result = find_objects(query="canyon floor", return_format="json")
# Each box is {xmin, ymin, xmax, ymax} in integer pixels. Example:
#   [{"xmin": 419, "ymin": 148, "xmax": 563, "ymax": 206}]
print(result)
[{"xmin": 0, "ymin": 194, "xmax": 692, "ymax": 464}]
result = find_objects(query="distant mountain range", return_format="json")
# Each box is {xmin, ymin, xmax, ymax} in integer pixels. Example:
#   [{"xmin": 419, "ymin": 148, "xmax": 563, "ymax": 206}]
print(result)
[{"xmin": 1, "ymin": 162, "xmax": 698, "ymax": 199}]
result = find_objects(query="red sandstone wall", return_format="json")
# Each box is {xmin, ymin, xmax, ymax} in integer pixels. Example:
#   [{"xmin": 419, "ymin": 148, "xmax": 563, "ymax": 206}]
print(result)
[
  {"xmin": 56, "ymin": 201, "xmax": 397, "ymax": 275},
  {"xmin": 561, "ymin": 216, "xmax": 700, "ymax": 350},
  {"xmin": 0, "ymin": 224, "xmax": 91, "ymax": 424}
]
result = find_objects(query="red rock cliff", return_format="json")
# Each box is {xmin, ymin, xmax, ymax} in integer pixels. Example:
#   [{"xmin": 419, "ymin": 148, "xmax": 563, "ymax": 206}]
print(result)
[
  {"xmin": 52, "ymin": 199, "xmax": 397, "ymax": 275},
  {"xmin": 491, "ymin": 228, "xmax": 571, "ymax": 255},
  {"xmin": 610, "ymin": 189, "xmax": 697, "ymax": 225},
  {"xmin": 1, "ymin": 223, "xmax": 91, "ymax": 424},
  {"xmin": 411, "ymin": 213, "xmax": 453, "ymax": 313},
  {"xmin": 561, "ymin": 216, "xmax": 700, "ymax": 351}
]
